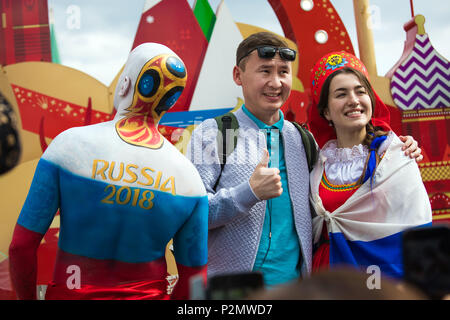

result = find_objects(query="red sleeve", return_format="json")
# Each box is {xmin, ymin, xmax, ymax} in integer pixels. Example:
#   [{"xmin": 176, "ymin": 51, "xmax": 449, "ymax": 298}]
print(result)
[
  {"xmin": 8, "ymin": 224, "xmax": 44, "ymax": 300},
  {"xmin": 170, "ymin": 264, "xmax": 207, "ymax": 300}
]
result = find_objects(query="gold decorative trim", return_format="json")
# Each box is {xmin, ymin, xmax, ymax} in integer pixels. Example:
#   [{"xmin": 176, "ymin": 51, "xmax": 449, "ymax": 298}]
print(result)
[
  {"xmin": 420, "ymin": 164, "xmax": 450, "ymax": 182},
  {"xmin": 432, "ymin": 213, "xmax": 450, "ymax": 221},
  {"xmin": 1, "ymin": 13, "xmax": 6, "ymax": 29},
  {"xmin": 12, "ymin": 24, "xmax": 49, "ymax": 30}
]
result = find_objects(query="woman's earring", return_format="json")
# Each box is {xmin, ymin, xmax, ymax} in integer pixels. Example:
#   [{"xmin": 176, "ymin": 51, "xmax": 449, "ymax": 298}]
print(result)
[{"xmin": 328, "ymin": 121, "xmax": 333, "ymax": 127}]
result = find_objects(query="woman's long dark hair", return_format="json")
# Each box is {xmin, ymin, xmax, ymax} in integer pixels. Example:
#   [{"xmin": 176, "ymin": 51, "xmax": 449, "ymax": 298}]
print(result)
[{"xmin": 317, "ymin": 67, "xmax": 388, "ymax": 185}]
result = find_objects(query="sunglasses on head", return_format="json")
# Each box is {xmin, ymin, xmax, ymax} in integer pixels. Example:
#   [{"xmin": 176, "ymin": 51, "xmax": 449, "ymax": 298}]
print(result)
[{"xmin": 239, "ymin": 46, "xmax": 296, "ymax": 65}]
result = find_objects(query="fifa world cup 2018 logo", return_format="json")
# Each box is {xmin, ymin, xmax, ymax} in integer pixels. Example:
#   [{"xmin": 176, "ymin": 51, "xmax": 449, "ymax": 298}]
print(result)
[{"xmin": 116, "ymin": 54, "xmax": 187, "ymax": 149}]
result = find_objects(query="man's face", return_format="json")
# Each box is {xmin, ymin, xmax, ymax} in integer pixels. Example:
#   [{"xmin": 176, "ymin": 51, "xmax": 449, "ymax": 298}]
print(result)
[{"xmin": 233, "ymin": 50, "xmax": 292, "ymax": 118}]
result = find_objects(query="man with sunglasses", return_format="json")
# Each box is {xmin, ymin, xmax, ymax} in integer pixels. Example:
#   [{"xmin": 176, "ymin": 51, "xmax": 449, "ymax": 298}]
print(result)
[
  {"xmin": 187, "ymin": 32, "xmax": 422, "ymax": 288},
  {"xmin": 188, "ymin": 32, "xmax": 311, "ymax": 288}
]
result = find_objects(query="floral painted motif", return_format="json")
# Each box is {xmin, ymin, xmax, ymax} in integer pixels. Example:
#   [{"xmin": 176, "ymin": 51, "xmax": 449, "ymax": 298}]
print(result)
[{"xmin": 325, "ymin": 54, "xmax": 348, "ymax": 71}]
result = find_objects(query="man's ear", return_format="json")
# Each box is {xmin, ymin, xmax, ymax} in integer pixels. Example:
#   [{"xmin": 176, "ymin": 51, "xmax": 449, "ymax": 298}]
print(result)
[
  {"xmin": 233, "ymin": 65, "xmax": 242, "ymax": 86},
  {"xmin": 118, "ymin": 76, "xmax": 131, "ymax": 97}
]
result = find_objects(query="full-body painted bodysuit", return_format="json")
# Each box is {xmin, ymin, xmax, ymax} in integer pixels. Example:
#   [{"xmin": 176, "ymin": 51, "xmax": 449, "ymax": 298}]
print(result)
[{"xmin": 9, "ymin": 43, "xmax": 208, "ymax": 300}]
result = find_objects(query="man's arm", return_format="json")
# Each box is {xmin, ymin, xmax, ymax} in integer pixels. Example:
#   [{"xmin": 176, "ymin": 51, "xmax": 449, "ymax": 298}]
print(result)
[
  {"xmin": 9, "ymin": 224, "xmax": 44, "ymax": 300},
  {"xmin": 186, "ymin": 120, "xmax": 261, "ymax": 229},
  {"xmin": 9, "ymin": 158, "xmax": 60, "ymax": 299},
  {"xmin": 171, "ymin": 196, "xmax": 208, "ymax": 299}
]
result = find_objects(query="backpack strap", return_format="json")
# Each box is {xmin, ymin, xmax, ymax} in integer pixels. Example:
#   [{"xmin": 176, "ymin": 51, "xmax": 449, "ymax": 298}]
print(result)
[
  {"xmin": 211, "ymin": 115, "xmax": 317, "ymax": 192},
  {"xmin": 213, "ymin": 112, "xmax": 239, "ymax": 190},
  {"xmin": 292, "ymin": 122, "xmax": 318, "ymax": 172}
]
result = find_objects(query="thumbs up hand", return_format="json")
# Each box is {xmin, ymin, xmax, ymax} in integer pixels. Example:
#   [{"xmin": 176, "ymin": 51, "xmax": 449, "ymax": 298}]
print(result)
[{"xmin": 249, "ymin": 149, "xmax": 283, "ymax": 200}]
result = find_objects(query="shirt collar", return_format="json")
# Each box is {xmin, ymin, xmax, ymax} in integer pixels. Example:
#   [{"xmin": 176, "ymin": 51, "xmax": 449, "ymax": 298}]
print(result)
[{"xmin": 242, "ymin": 105, "xmax": 284, "ymax": 131}]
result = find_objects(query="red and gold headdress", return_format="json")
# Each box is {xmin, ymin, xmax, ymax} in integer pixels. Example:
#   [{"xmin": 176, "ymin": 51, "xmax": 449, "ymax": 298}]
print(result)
[{"xmin": 308, "ymin": 51, "xmax": 391, "ymax": 148}]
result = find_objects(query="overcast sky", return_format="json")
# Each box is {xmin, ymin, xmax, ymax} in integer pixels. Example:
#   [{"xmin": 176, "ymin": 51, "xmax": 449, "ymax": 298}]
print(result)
[{"xmin": 48, "ymin": 0, "xmax": 450, "ymax": 86}]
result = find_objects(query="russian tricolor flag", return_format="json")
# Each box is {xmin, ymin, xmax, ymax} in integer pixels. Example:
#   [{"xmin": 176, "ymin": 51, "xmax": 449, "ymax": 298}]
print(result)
[{"xmin": 311, "ymin": 135, "xmax": 432, "ymax": 279}]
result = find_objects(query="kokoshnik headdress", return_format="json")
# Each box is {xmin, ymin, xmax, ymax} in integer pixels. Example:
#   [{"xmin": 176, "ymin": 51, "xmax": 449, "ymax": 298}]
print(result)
[
  {"xmin": 308, "ymin": 51, "xmax": 392, "ymax": 185},
  {"xmin": 308, "ymin": 51, "xmax": 391, "ymax": 148}
]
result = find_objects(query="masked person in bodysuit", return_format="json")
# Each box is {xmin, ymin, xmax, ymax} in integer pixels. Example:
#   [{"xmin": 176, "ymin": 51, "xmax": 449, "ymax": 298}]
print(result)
[{"xmin": 9, "ymin": 43, "xmax": 208, "ymax": 300}]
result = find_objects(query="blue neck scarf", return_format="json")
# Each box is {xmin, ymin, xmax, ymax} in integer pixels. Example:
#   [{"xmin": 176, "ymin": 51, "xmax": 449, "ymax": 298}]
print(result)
[{"xmin": 362, "ymin": 135, "xmax": 387, "ymax": 186}]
